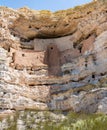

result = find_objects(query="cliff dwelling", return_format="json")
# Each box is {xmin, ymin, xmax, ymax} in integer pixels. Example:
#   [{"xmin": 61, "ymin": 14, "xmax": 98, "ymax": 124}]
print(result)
[{"xmin": 9, "ymin": 38, "xmax": 82, "ymax": 76}]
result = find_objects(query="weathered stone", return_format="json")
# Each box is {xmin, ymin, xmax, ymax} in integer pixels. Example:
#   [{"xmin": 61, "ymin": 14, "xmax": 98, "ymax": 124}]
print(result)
[{"xmin": 1, "ymin": 1, "xmax": 107, "ymax": 114}]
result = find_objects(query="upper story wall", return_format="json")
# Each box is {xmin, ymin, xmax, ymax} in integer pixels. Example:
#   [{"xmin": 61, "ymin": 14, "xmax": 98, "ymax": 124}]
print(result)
[{"xmin": 33, "ymin": 35, "xmax": 74, "ymax": 52}]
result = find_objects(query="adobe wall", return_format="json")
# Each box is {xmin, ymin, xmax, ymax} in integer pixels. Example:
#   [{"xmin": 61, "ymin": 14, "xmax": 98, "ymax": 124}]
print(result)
[
  {"xmin": 81, "ymin": 35, "xmax": 95, "ymax": 54},
  {"xmin": 33, "ymin": 35, "xmax": 73, "ymax": 52},
  {"xmin": 45, "ymin": 44, "xmax": 61, "ymax": 76},
  {"xmin": 10, "ymin": 48, "xmax": 46, "ymax": 70},
  {"xmin": 60, "ymin": 49, "xmax": 81, "ymax": 64}
]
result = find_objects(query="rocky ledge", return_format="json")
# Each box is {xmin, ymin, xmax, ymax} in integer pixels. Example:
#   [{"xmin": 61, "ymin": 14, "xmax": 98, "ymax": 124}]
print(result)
[{"xmin": 1, "ymin": 0, "xmax": 107, "ymax": 114}]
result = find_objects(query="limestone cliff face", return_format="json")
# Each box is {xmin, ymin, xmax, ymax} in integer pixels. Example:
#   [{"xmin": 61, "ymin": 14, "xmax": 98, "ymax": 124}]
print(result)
[{"xmin": 1, "ymin": 0, "xmax": 107, "ymax": 113}]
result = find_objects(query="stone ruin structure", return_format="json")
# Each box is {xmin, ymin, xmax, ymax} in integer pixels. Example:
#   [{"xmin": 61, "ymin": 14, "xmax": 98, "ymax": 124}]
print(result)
[{"xmin": 1, "ymin": 0, "xmax": 107, "ymax": 114}]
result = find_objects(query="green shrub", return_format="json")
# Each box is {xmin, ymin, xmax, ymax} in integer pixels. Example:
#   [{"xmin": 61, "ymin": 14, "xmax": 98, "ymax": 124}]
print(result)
[{"xmin": 41, "ymin": 112, "xmax": 107, "ymax": 130}]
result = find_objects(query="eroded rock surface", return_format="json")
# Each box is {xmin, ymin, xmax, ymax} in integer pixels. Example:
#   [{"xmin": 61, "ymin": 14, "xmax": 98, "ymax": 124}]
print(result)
[{"xmin": 1, "ymin": 0, "xmax": 107, "ymax": 114}]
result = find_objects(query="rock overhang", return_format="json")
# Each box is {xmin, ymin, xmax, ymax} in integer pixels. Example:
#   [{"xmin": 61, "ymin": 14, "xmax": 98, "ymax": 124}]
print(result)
[{"xmin": 8, "ymin": 0, "xmax": 103, "ymax": 40}]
